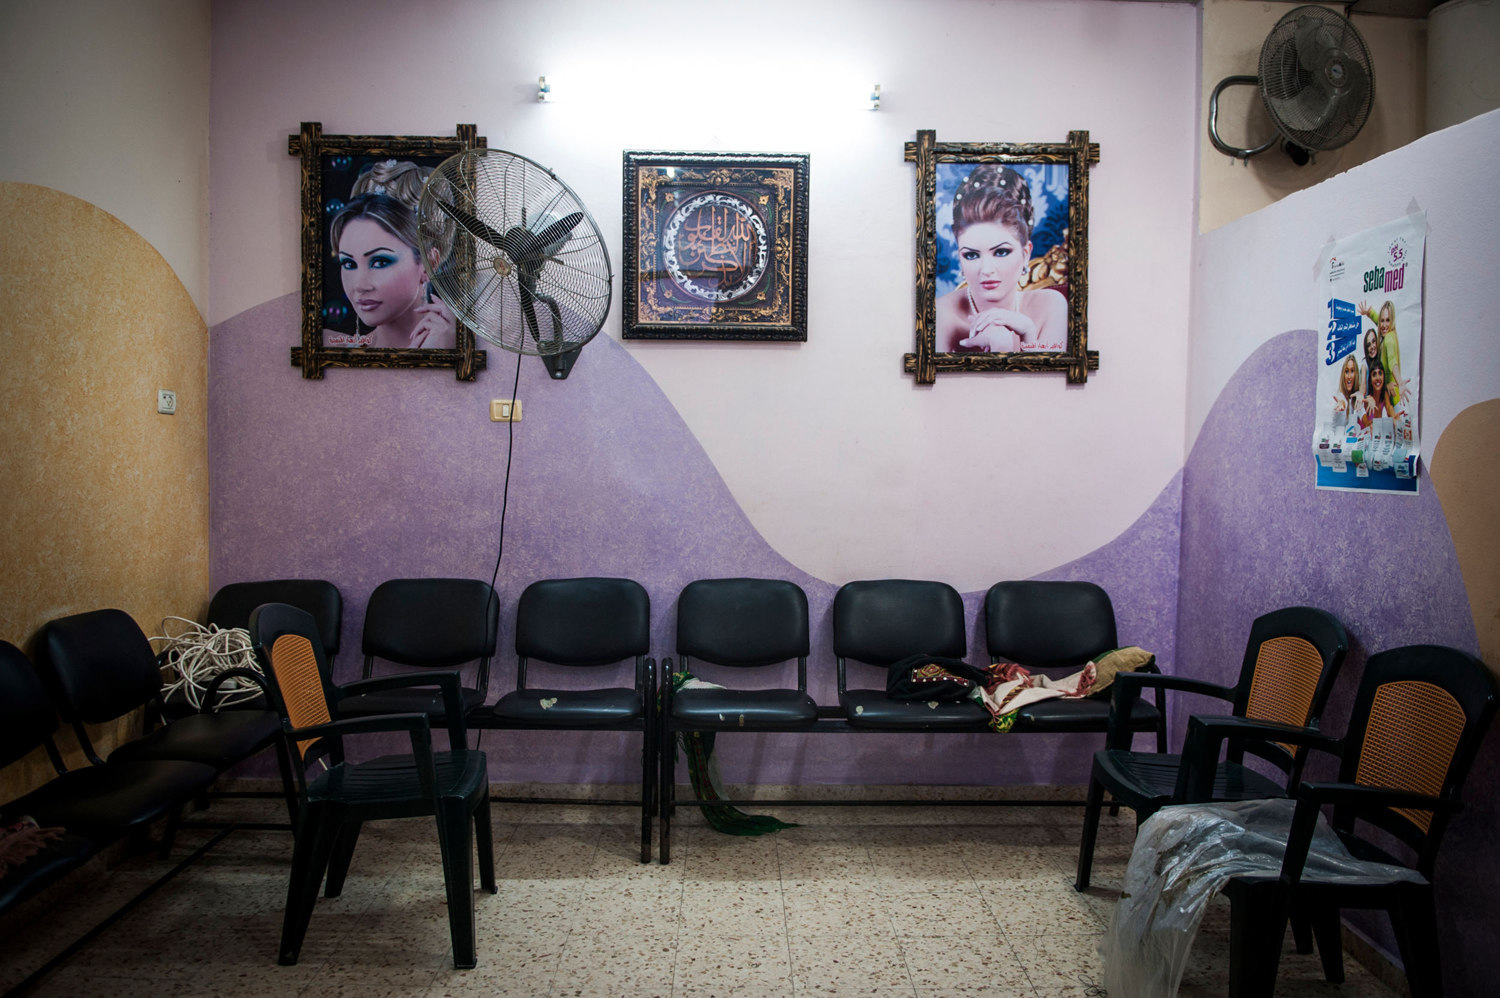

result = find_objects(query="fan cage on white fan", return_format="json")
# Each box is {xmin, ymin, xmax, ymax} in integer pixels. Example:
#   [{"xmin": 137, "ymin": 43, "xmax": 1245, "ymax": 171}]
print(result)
[{"xmin": 417, "ymin": 148, "xmax": 612, "ymax": 358}]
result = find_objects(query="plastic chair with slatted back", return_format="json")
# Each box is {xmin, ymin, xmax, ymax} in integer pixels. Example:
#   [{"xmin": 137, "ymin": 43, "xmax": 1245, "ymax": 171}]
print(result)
[
  {"xmin": 1075, "ymin": 605, "xmax": 1348, "ymax": 891},
  {"xmin": 1200, "ymin": 645, "xmax": 1498, "ymax": 998},
  {"xmin": 250, "ymin": 602, "xmax": 495, "ymax": 969}
]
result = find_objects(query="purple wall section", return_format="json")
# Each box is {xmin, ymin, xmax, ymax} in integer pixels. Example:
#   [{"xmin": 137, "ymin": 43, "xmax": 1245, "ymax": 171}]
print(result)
[
  {"xmin": 210, "ymin": 293, "xmax": 1181, "ymax": 787},
  {"xmin": 1177, "ymin": 328, "xmax": 1493, "ymax": 993}
]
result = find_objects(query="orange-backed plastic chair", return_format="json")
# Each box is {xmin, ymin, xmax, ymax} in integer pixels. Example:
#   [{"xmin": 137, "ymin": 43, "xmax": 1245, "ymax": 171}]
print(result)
[
  {"xmin": 250, "ymin": 602, "xmax": 495, "ymax": 969},
  {"xmin": 1075, "ymin": 606, "xmax": 1348, "ymax": 890},
  {"xmin": 1199, "ymin": 644, "xmax": 1498, "ymax": 998}
]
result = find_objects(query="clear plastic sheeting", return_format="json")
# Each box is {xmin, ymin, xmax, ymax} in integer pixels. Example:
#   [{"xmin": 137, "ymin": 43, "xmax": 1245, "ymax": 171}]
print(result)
[{"xmin": 1099, "ymin": 798, "xmax": 1424, "ymax": 998}]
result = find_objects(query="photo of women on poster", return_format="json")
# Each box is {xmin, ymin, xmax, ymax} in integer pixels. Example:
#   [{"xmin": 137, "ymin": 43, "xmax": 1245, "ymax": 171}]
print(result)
[
  {"xmin": 319, "ymin": 157, "xmax": 456, "ymax": 349},
  {"xmin": 1314, "ymin": 214, "xmax": 1424, "ymax": 493},
  {"xmin": 933, "ymin": 161, "xmax": 1070, "ymax": 353}
]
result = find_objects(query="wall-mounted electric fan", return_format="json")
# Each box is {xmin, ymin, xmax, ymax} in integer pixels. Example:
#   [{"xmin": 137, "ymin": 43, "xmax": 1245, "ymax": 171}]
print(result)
[
  {"xmin": 418, "ymin": 148, "xmax": 612, "ymax": 379},
  {"xmin": 1209, "ymin": 5, "xmax": 1375, "ymax": 165}
]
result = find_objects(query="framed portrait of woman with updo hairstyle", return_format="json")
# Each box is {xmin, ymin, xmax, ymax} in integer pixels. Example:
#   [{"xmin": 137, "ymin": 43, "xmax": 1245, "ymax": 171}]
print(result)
[
  {"xmin": 903, "ymin": 129, "xmax": 1100, "ymax": 385},
  {"xmin": 289, "ymin": 123, "xmax": 488, "ymax": 380}
]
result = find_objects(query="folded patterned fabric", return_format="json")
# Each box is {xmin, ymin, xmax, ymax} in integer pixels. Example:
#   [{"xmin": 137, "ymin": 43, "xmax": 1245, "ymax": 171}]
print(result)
[
  {"xmin": 886, "ymin": 654, "xmax": 991, "ymax": 701},
  {"xmin": 981, "ymin": 646, "xmax": 1155, "ymax": 731}
]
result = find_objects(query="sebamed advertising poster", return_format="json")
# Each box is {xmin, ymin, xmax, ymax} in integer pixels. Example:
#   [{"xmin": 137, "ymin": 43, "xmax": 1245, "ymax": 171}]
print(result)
[{"xmin": 1314, "ymin": 214, "xmax": 1425, "ymax": 493}]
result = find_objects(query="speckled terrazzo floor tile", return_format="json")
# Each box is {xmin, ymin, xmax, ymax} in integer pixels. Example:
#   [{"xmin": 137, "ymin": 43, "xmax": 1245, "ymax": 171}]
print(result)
[
  {"xmin": 679, "ymin": 882, "xmax": 787, "ymax": 940},
  {"xmin": 774, "ymin": 843, "xmax": 875, "ymax": 882},
  {"xmin": 781, "ymin": 884, "xmax": 893, "ymax": 935},
  {"xmin": 986, "ymin": 882, "xmax": 1105, "ymax": 936},
  {"xmin": 549, "ymin": 927, "xmax": 678, "ymax": 995},
  {"xmin": 1010, "ymin": 932, "xmax": 1108, "ymax": 995},
  {"xmin": 301, "ymin": 962, "xmax": 445, "ymax": 997},
  {"xmin": 900, "ymin": 932, "xmax": 1036, "ymax": 991},
  {"xmin": 478, "ymin": 883, "xmax": 581, "ymax": 937},
  {"xmin": 676, "ymin": 987, "xmax": 797, "ymax": 998},
  {"xmin": 882, "ymin": 889, "xmax": 995, "ymax": 934},
  {"xmin": 787, "ymin": 930, "xmax": 915, "ymax": 994},
  {"xmin": 568, "ymin": 879, "xmax": 685, "ymax": 936},
  {"xmin": 674, "ymin": 932, "xmax": 794, "ymax": 993},
  {"xmin": 865, "ymin": 848, "xmax": 976, "ymax": 894}
]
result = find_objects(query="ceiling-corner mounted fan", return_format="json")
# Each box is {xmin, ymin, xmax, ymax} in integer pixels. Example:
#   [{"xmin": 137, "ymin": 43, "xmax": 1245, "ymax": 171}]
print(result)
[
  {"xmin": 1209, "ymin": 5, "xmax": 1375, "ymax": 166},
  {"xmin": 417, "ymin": 148, "xmax": 612, "ymax": 379}
]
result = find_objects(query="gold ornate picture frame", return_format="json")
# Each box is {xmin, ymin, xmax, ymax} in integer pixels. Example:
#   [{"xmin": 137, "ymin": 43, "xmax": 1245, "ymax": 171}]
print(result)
[
  {"xmin": 289, "ymin": 122, "xmax": 487, "ymax": 380},
  {"xmin": 622, "ymin": 151, "xmax": 809, "ymax": 341},
  {"xmin": 904, "ymin": 129, "xmax": 1099, "ymax": 384}
]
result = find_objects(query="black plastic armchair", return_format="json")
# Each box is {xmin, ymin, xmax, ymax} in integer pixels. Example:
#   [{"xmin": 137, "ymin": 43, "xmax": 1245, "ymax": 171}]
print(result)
[
  {"xmin": 1075, "ymin": 605, "xmax": 1348, "ymax": 890},
  {"xmin": 250, "ymin": 602, "xmax": 495, "ymax": 969},
  {"xmin": 1203, "ymin": 644, "xmax": 1498, "ymax": 998}
]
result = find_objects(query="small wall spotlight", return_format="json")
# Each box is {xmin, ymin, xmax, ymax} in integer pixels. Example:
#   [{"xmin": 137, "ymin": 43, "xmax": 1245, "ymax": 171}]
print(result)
[
  {"xmin": 869, "ymin": 84, "xmax": 882, "ymax": 110},
  {"xmin": 538, "ymin": 76, "xmax": 552, "ymax": 102}
]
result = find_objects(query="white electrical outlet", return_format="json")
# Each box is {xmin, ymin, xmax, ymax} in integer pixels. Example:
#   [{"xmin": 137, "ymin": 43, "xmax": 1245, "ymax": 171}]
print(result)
[{"xmin": 157, "ymin": 389, "xmax": 177, "ymax": 415}]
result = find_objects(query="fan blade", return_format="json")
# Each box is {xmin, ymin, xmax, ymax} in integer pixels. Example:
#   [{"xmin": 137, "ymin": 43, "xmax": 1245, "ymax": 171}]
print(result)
[
  {"xmin": 533, "ymin": 212, "xmax": 584, "ymax": 257},
  {"xmin": 431, "ymin": 198, "xmax": 510, "ymax": 254}
]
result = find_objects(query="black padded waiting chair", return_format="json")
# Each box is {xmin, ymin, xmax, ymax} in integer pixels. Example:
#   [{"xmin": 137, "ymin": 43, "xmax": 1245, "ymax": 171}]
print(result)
[
  {"xmin": 38, "ymin": 609, "xmax": 284, "ymax": 800},
  {"xmin": 160, "ymin": 579, "xmax": 343, "ymax": 719},
  {"xmin": 251, "ymin": 602, "xmax": 495, "ymax": 969},
  {"xmin": 1075, "ymin": 605, "xmax": 1348, "ymax": 890},
  {"xmin": 0, "ymin": 639, "xmax": 216, "ymax": 871},
  {"xmin": 834, "ymin": 579, "xmax": 987, "ymax": 730},
  {"xmin": 338, "ymin": 578, "xmax": 499, "ymax": 725},
  {"xmin": 484, "ymin": 578, "xmax": 655, "ymax": 863},
  {"xmin": 985, "ymin": 581, "xmax": 1165, "ymax": 741},
  {"xmin": 1209, "ymin": 645, "xmax": 1497, "ymax": 998},
  {"xmin": 660, "ymin": 578, "xmax": 818, "ymax": 863}
]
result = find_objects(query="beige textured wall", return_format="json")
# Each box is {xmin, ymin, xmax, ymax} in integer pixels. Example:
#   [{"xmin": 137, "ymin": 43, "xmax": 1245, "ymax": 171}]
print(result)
[
  {"xmin": 1430, "ymin": 399, "xmax": 1500, "ymax": 674},
  {"xmin": 0, "ymin": 182, "xmax": 209, "ymax": 794},
  {"xmin": 0, "ymin": 0, "xmax": 211, "ymax": 312},
  {"xmin": 1200, "ymin": 0, "xmax": 1427, "ymax": 232}
]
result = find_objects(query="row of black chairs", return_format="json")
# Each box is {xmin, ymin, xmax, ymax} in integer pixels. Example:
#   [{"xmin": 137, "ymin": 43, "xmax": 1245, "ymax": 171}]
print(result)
[{"xmin": 218, "ymin": 577, "xmax": 1166, "ymax": 867}]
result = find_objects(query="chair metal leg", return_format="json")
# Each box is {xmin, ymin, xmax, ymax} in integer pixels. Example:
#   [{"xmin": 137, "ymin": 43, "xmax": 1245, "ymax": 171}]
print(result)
[
  {"xmin": 280, "ymin": 809, "xmax": 337, "ymax": 966},
  {"xmin": 473, "ymin": 798, "xmax": 496, "ymax": 894},
  {"xmin": 659, "ymin": 726, "xmax": 675, "ymax": 865},
  {"xmin": 1075, "ymin": 769, "xmax": 1107, "ymax": 891},
  {"xmin": 638, "ymin": 725, "xmax": 653, "ymax": 864},
  {"xmin": 323, "ymin": 821, "xmax": 362, "ymax": 898},
  {"xmin": 437, "ymin": 799, "xmax": 478, "ymax": 970}
]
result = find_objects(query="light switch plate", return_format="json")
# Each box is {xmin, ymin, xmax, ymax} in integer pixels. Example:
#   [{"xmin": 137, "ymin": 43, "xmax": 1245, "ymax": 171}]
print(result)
[{"xmin": 490, "ymin": 399, "xmax": 522, "ymax": 422}]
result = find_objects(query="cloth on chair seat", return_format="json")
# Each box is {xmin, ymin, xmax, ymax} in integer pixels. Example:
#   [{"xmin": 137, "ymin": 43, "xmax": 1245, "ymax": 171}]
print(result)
[{"xmin": 491, "ymin": 687, "xmax": 641, "ymax": 727}]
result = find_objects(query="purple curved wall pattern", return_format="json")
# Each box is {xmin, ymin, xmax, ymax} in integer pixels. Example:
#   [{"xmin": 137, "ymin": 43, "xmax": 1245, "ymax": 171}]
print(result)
[
  {"xmin": 210, "ymin": 293, "xmax": 1181, "ymax": 788},
  {"xmin": 1177, "ymin": 328, "xmax": 1491, "ymax": 992}
]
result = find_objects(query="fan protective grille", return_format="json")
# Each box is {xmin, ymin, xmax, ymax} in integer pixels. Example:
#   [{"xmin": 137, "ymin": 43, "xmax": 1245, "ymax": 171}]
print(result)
[
  {"xmin": 1258, "ymin": 5, "xmax": 1374, "ymax": 152},
  {"xmin": 418, "ymin": 149, "xmax": 612, "ymax": 357}
]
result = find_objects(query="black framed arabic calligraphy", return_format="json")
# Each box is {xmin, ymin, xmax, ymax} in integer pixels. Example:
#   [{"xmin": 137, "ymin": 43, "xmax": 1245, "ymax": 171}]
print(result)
[{"xmin": 622, "ymin": 151, "xmax": 809, "ymax": 341}]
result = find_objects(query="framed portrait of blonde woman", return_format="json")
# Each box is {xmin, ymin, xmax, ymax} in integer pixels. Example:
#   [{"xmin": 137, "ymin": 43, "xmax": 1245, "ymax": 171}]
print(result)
[
  {"xmin": 288, "ymin": 122, "xmax": 488, "ymax": 380},
  {"xmin": 904, "ymin": 129, "xmax": 1099, "ymax": 384}
]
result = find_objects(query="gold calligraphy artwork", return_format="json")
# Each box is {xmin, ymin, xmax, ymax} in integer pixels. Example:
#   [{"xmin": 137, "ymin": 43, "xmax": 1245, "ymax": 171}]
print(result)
[{"xmin": 623, "ymin": 152, "xmax": 809, "ymax": 341}]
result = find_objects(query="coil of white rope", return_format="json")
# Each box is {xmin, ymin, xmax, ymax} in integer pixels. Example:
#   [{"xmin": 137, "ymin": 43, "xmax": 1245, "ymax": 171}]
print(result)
[{"xmin": 153, "ymin": 616, "xmax": 264, "ymax": 710}]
